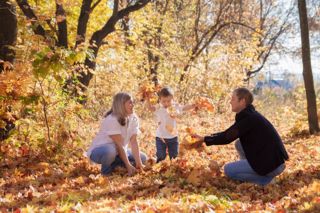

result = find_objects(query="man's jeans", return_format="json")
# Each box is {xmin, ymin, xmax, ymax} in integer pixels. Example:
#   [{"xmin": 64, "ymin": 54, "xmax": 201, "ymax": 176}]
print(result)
[
  {"xmin": 156, "ymin": 137, "xmax": 178, "ymax": 162},
  {"xmin": 90, "ymin": 143, "xmax": 147, "ymax": 175},
  {"xmin": 224, "ymin": 140, "xmax": 285, "ymax": 186}
]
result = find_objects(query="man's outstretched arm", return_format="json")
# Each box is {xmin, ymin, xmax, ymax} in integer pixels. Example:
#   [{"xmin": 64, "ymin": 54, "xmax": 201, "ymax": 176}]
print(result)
[{"xmin": 193, "ymin": 115, "xmax": 255, "ymax": 146}]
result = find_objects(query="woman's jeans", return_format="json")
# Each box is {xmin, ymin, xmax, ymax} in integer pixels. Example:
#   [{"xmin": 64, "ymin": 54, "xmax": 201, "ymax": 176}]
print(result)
[
  {"xmin": 90, "ymin": 143, "xmax": 147, "ymax": 175},
  {"xmin": 224, "ymin": 140, "xmax": 285, "ymax": 186},
  {"xmin": 155, "ymin": 137, "xmax": 178, "ymax": 162}
]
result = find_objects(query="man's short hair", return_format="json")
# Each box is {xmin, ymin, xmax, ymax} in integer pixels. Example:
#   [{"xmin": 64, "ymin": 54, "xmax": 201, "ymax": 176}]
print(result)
[{"xmin": 234, "ymin": 88, "xmax": 253, "ymax": 106}]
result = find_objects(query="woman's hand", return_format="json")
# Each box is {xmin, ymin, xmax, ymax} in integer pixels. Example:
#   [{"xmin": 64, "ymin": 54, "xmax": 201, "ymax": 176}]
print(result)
[
  {"xmin": 127, "ymin": 164, "xmax": 137, "ymax": 176},
  {"xmin": 136, "ymin": 163, "xmax": 145, "ymax": 172},
  {"xmin": 129, "ymin": 135, "xmax": 144, "ymax": 173}
]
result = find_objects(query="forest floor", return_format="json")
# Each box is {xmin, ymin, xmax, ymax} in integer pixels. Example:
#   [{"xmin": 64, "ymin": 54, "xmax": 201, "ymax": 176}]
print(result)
[{"xmin": 1, "ymin": 111, "xmax": 320, "ymax": 212}]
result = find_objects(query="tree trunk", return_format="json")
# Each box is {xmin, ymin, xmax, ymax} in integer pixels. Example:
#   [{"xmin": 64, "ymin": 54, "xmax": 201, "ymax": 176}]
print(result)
[
  {"xmin": 75, "ymin": 0, "xmax": 93, "ymax": 48},
  {"xmin": 56, "ymin": 2, "xmax": 68, "ymax": 48},
  {"xmin": 80, "ymin": 22, "xmax": 115, "ymax": 88},
  {"xmin": 298, "ymin": 0, "xmax": 320, "ymax": 134},
  {"xmin": 0, "ymin": 0, "xmax": 17, "ymax": 72},
  {"xmin": 16, "ymin": 0, "xmax": 47, "ymax": 38},
  {"xmin": 16, "ymin": 0, "xmax": 151, "ymax": 100},
  {"xmin": 147, "ymin": 42, "xmax": 160, "ymax": 85},
  {"xmin": 78, "ymin": 0, "xmax": 151, "ymax": 88}
]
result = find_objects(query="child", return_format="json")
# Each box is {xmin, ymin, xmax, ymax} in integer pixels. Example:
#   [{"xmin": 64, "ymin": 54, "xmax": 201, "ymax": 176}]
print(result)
[{"xmin": 146, "ymin": 87, "xmax": 196, "ymax": 162}]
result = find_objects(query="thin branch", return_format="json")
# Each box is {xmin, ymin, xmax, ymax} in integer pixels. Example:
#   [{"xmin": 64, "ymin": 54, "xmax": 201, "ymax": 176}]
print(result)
[
  {"xmin": 90, "ymin": 0, "xmax": 102, "ymax": 11},
  {"xmin": 39, "ymin": 81, "xmax": 51, "ymax": 143},
  {"xmin": 246, "ymin": 5, "xmax": 295, "ymax": 79},
  {"xmin": 191, "ymin": 0, "xmax": 234, "ymax": 58},
  {"xmin": 247, "ymin": 25, "xmax": 288, "ymax": 77},
  {"xmin": 45, "ymin": 19, "xmax": 58, "ymax": 34},
  {"xmin": 96, "ymin": 0, "xmax": 151, "ymax": 41},
  {"xmin": 116, "ymin": 0, "xmax": 150, "ymax": 21},
  {"xmin": 194, "ymin": 0, "xmax": 201, "ymax": 44},
  {"xmin": 157, "ymin": 0, "xmax": 169, "ymax": 38},
  {"xmin": 180, "ymin": 20, "xmax": 264, "ymax": 82},
  {"xmin": 195, "ymin": 21, "xmax": 262, "ymax": 62}
]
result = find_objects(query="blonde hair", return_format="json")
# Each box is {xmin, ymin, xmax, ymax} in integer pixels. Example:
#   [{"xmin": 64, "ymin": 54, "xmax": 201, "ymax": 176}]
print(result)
[{"xmin": 105, "ymin": 92, "xmax": 132, "ymax": 126}]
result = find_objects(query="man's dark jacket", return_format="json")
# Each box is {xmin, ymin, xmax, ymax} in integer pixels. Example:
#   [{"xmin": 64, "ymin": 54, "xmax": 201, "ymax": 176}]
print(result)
[{"xmin": 204, "ymin": 104, "xmax": 289, "ymax": 175}]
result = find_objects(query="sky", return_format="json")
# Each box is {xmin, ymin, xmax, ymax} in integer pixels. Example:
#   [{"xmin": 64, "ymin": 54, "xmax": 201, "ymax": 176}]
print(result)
[{"xmin": 259, "ymin": 1, "xmax": 320, "ymax": 82}]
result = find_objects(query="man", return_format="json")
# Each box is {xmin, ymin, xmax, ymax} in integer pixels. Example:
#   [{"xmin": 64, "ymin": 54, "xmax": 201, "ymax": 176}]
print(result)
[{"xmin": 192, "ymin": 88, "xmax": 289, "ymax": 185}]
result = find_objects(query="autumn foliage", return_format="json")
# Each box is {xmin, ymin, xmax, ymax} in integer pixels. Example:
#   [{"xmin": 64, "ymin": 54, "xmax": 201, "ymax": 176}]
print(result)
[
  {"xmin": 193, "ymin": 97, "xmax": 215, "ymax": 113},
  {"xmin": 0, "ymin": 0, "xmax": 320, "ymax": 212},
  {"xmin": 138, "ymin": 81, "xmax": 161, "ymax": 104}
]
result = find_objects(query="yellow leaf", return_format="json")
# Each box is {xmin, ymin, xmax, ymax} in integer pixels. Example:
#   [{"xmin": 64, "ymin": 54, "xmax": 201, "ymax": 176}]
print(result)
[
  {"xmin": 185, "ymin": 135, "xmax": 197, "ymax": 144},
  {"xmin": 186, "ymin": 169, "xmax": 201, "ymax": 186}
]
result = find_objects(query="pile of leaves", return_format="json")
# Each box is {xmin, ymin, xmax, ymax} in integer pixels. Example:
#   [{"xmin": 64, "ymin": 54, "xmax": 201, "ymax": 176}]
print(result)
[{"xmin": 0, "ymin": 113, "xmax": 319, "ymax": 212}]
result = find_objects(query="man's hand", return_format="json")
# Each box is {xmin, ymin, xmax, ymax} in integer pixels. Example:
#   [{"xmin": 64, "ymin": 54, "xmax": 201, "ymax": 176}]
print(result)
[
  {"xmin": 191, "ymin": 134, "xmax": 204, "ymax": 142},
  {"xmin": 190, "ymin": 134, "xmax": 205, "ymax": 148},
  {"xmin": 191, "ymin": 140, "xmax": 204, "ymax": 149}
]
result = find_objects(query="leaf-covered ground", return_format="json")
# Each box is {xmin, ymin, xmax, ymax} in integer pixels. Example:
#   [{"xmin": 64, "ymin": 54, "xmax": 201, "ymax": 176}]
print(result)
[{"xmin": 1, "ymin": 114, "xmax": 320, "ymax": 212}]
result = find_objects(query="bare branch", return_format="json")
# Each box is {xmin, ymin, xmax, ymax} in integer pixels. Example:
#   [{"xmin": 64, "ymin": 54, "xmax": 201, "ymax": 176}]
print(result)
[
  {"xmin": 90, "ymin": 0, "xmax": 102, "ymax": 11},
  {"xmin": 246, "ymin": 4, "xmax": 295, "ymax": 79},
  {"xmin": 194, "ymin": 0, "xmax": 201, "ymax": 44}
]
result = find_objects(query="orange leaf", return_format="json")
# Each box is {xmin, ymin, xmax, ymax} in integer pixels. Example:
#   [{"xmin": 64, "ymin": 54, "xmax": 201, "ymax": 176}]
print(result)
[
  {"xmin": 186, "ymin": 127, "xmax": 195, "ymax": 134},
  {"xmin": 138, "ymin": 81, "xmax": 161, "ymax": 102},
  {"xmin": 194, "ymin": 97, "xmax": 214, "ymax": 113}
]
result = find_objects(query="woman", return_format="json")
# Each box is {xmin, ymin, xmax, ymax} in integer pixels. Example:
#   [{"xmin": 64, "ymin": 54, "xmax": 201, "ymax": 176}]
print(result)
[{"xmin": 87, "ymin": 92, "xmax": 147, "ymax": 176}]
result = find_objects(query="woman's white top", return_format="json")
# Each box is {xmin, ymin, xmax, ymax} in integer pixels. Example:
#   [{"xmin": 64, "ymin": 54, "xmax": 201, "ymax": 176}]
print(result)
[
  {"xmin": 155, "ymin": 104, "xmax": 183, "ymax": 139},
  {"xmin": 87, "ymin": 113, "xmax": 139, "ymax": 157}
]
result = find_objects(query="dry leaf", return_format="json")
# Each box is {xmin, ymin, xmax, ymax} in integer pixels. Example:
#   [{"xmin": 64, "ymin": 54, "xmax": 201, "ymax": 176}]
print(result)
[{"xmin": 186, "ymin": 169, "xmax": 202, "ymax": 186}]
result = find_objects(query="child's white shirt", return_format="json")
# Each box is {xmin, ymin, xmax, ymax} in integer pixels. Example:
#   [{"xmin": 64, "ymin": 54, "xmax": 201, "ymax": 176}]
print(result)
[{"xmin": 155, "ymin": 103, "xmax": 183, "ymax": 139}]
